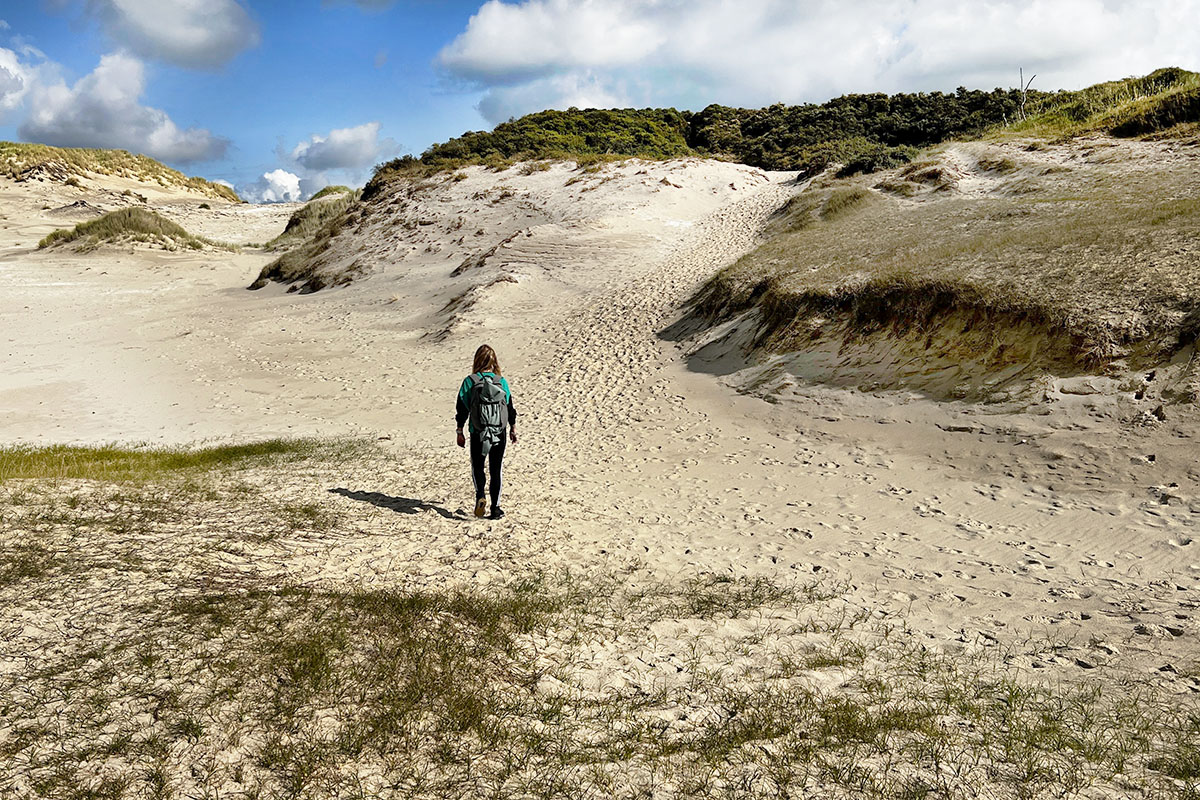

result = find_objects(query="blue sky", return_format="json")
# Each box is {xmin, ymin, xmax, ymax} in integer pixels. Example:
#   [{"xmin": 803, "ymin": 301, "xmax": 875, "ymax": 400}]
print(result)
[{"xmin": 0, "ymin": 1, "xmax": 1196, "ymax": 202}]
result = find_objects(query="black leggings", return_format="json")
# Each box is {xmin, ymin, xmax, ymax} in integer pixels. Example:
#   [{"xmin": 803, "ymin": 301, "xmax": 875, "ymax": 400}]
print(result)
[{"xmin": 469, "ymin": 433, "xmax": 506, "ymax": 506}]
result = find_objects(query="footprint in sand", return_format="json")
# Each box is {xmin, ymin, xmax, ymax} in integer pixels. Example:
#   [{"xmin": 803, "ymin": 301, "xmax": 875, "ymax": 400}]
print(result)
[{"xmin": 914, "ymin": 501, "xmax": 946, "ymax": 518}]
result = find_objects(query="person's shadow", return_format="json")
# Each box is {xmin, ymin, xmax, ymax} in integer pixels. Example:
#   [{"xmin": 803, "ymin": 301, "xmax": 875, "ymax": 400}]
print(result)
[{"xmin": 329, "ymin": 488, "xmax": 465, "ymax": 520}]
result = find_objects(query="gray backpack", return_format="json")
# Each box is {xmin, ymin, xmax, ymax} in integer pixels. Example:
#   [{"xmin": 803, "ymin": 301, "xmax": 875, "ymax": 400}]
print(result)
[{"xmin": 468, "ymin": 372, "xmax": 507, "ymax": 456}]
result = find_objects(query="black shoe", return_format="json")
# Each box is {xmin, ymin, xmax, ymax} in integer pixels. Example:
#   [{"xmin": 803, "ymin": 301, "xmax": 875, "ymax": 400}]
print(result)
[
  {"xmin": 488, "ymin": 506, "xmax": 505, "ymax": 520},
  {"xmin": 474, "ymin": 497, "xmax": 487, "ymax": 518}
]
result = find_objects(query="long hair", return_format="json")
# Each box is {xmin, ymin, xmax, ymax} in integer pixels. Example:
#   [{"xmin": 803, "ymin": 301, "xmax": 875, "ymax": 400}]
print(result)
[{"xmin": 472, "ymin": 344, "xmax": 501, "ymax": 376}]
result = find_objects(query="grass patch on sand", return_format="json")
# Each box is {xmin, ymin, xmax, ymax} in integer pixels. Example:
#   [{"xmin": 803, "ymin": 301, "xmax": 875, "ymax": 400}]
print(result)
[
  {"xmin": 37, "ymin": 208, "xmax": 237, "ymax": 253},
  {"xmin": 3, "ymin": 568, "xmax": 1197, "ymax": 798},
  {"xmin": 0, "ymin": 438, "xmax": 369, "ymax": 483},
  {"xmin": 0, "ymin": 141, "xmax": 240, "ymax": 202}
]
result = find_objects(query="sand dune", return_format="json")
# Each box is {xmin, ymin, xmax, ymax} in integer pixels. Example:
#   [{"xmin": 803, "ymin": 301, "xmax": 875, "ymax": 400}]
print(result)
[{"xmin": 1, "ymin": 153, "xmax": 1198, "ymax": 796}]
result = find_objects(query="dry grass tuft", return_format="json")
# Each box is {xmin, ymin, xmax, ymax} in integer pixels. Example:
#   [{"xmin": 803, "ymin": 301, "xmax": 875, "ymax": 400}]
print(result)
[{"xmin": 37, "ymin": 208, "xmax": 236, "ymax": 253}]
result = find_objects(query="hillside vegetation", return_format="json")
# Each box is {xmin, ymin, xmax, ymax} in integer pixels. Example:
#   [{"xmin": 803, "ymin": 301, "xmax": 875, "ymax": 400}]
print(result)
[
  {"xmin": 689, "ymin": 138, "xmax": 1200, "ymax": 402},
  {"xmin": 0, "ymin": 141, "xmax": 240, "ymax": 202},
  {"xmin": 368, "ymin": 68, "xmax": 1198, "ymax": 196},
  {"xmin": 368, "ymin": 89, "xmax": 1034, "ymax": 191},
  {"xmin": 1010, "ymin": 67, "xmax": 1200, "ymax": 139},
  {"xmin": 38, "ymin": 208, "xmax": 233, "ymax": 253}
]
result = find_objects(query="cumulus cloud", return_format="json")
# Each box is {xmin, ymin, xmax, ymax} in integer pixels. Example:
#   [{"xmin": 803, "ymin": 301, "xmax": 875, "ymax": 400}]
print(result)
[
  {"xmin": 0, "ymin": 47, "xmax": 33, "ymax": 120},
  {"xmin": 241, "ymin": 168, "xmax": 302, "ymax": 203},
  {"xmin": 289, "ymin": 121, "xmax": 396, "ymax": 171},
  {"xmin": 439, "ymin": 0, "xmax": 1200, "ymax": 124},
  {"xmin": 19, "ymin": 52, "xmax": 229, "ymax": 163},
  {"xmin": 477, "ymin": 72, "xmax": 628, "ymax": 124},
  {"xmin": 84, "ymin": 0, "xmax": 259, "ymax": 69}
]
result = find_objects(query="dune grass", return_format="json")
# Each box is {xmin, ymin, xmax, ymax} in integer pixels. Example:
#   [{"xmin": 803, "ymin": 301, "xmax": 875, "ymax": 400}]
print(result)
[
  {"xmin": 36, "ymin": 208, "xmax": 235, "ymax": 253},
  {"xmin": 694, "ymin": 139, "xmax": 1200, "ymax": 392},
  {"xmin": 1006, "ymin": 67, "xmax": 1200, "ymax": 139},
  {"xmin": 307, "ymin": 185, "xmax": 353, "ymax": 201},
  {"xmin": 264, "ymin": 189, "xmax": 358, "ymax": 252},
  {"xmin": 0, "ymin": 438, "xmax": 369, "ymax": 483},
  {"xmin": 0, "ymin": 141, "xmax": 240, "ymax": 202}
]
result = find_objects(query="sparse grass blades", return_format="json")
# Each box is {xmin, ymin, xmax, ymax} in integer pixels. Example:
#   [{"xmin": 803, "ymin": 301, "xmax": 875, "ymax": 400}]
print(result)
[
  {"xmin": 0, "ymin": 541, "xmax": 60, "ymax": 587},
  {"xmin": 821, "ymin": 186, "xmax": 873, "ymax": 220},
  {"xmin": 37, "ymin": 208, "xmax": 235, "ymax": 252},
  {"xmin": 5, "ymin": 566, "xmax": 1199, "ymax": 798},
  {"xmin": 0, "ymin": 437, "xmax": 370, "ymax": 483}
]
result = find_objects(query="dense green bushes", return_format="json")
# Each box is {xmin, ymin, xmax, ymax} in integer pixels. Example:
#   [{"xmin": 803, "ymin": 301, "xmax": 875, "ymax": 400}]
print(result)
[
  {"xmin": 371, "ymin": 89, "xmax": 1028, "ymax": 185},
  {"xmin": 422, "ymin": 108, "xmax": 693, "ymax": 165},
  {"xmin": 365, "ymin": 68, "xmax": 1198, "ymax": 194},
  {"xmin": 687, "ymin": 88, "xmax": 1031, "ymax": 172}
]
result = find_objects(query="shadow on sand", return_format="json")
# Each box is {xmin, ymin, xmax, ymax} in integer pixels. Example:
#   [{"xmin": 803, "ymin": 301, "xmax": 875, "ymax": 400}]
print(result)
[{"xmin": 329, "ymin": 488, "xmax": 464, "ymax": 520}]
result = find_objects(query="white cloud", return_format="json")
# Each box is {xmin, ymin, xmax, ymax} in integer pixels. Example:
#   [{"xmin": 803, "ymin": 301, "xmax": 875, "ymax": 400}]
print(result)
[
  {"xmin": 478, "ymin": 72, "xmax": 629, "ymax": 124},
  {"xmin": 439, "ymin": 0, "xmax": 1200, "ymax": 124},
  {"xmin": 241, "ymin": 122, "xmax": 395, "ymax": 204},
  {"xmin": 84, "ymin": 0, "xmax": 259, "ymax": 69},
  {"xmin": 289, "ymin": 121, "xmax": 394, "ymax": 171},
  {"xmin": 19, "ymin": 52, "xmax": 229, "ymax": 163},
  {"xmin": 241, "ymin": 168, "xmax": 302, "ymax": 203},
  {"xmin": 0, "ymin": 47, "xmax": 33, "ymax": 120}
]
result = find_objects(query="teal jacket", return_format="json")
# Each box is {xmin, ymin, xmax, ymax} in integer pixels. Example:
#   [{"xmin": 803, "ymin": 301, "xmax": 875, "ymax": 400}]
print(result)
[{"xmin": 455, "ymin": 372, "xmax": 516, "ymax": 434}]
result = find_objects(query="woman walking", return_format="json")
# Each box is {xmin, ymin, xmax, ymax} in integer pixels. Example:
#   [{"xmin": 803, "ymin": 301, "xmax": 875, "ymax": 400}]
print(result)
[{"xmin": 456, "ymin": 344, "xmax": 517, "ymax": 519}]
